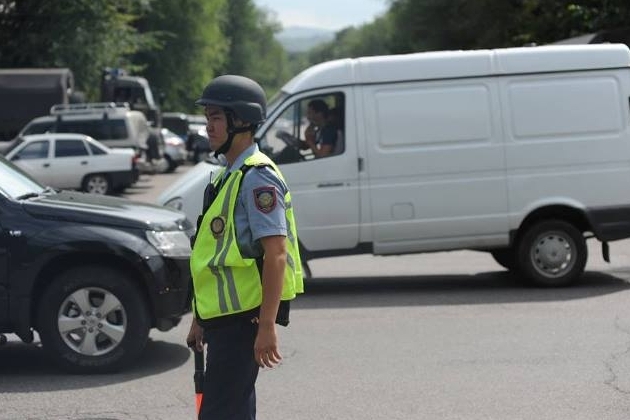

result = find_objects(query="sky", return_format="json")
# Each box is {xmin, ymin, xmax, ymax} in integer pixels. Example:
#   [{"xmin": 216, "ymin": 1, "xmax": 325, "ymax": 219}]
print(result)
[{"xmin": 253, "ymin": 0, "xmax": 388, "ymax": 31}]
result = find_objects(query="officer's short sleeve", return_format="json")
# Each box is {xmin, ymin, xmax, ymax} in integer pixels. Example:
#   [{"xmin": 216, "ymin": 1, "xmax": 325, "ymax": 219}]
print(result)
[{"xmin": 241, "ymin": 166, "xmax": 288, "ymax": 241}]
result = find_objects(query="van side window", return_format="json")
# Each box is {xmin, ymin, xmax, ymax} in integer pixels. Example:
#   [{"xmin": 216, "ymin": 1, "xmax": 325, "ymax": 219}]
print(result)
[{"xmin": 260, "ymin": 92, "xmax": 345, "ymax": 164}]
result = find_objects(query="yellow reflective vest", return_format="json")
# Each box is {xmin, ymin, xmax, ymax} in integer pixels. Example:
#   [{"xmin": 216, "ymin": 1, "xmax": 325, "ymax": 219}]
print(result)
[{"xmin": 190, "ymin": 151, "xmax": 304, "ymax": 321}]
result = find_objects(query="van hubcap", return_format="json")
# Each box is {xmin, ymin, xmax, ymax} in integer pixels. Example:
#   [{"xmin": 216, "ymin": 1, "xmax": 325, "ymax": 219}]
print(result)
[
  {"xmin": 57, "ymin": 287, "xmax": 127, "ymax": 356},
  {"xmin": 530, "ymin": 232, "xmax": 575, "ymax": 278}
]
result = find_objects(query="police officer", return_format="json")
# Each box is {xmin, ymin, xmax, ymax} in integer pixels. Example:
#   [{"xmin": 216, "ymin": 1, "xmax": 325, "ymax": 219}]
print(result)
[{"xmin": 186, "ymin": 74, "xmax": 304, "ymax": 420}]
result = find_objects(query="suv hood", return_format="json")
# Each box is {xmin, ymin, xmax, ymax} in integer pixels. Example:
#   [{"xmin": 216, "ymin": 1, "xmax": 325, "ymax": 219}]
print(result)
[{"xmin": 22, "ymin": 190, "xmax": 191, "ymax": 231}]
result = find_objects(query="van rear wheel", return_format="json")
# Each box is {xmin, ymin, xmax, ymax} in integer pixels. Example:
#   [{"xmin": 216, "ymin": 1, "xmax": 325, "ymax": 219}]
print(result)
[{"xmin": 516, "ymin": 220, "xmax": 587, "ymax": 287}]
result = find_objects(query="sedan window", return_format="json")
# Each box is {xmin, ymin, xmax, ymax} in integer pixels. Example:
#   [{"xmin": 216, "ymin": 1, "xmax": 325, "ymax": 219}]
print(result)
[
  {"xmin": 87, "ymin": 141, "xmax": 107, "ymax": 155},
  {"xmin": 55, "ymin": 139, "xmax": 88, "ymax": 157},
  {"xmin": 15, "ymin": 141, "xmax": 49, "ymax": 160}
]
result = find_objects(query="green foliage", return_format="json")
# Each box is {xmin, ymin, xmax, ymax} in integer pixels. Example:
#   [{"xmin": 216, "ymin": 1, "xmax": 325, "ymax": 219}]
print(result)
[
  {"xmin": 387, "ymin": 0, "xmax": 630, "ymax": 52},
  {"xmin": 289, "ymin": 0, "xmax": 630, "ymax": 74},
  {"xmin": 305, "ymin": 15, "xmax": 395, "ymax": 64},
  {"xmin": 0, "ymin": 0, "xmax": 157, "ymax": 99},
  {"xmin": 220, "ymin": 0, "xmax": 290, "ymax": 96},
  {"xmin": 2, "ymin": 0, "xmax": 629, "ymax": 116},
  {"xmin": 132, "ymin": 0, "xmax": 228, "ymax": 112}
]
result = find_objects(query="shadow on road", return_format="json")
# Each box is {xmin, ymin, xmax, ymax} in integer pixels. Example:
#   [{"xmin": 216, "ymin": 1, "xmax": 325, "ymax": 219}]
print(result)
[
  {"xmin": 0, "ymin": 338, "xmax": 190, "ymax": 393},
  {"xmin": 295, "ymin": 270, "xmax": 630, "ymax": 309}
]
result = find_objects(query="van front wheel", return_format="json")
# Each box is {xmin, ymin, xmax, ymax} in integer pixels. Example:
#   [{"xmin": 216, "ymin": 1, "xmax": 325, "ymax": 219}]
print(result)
[{"xmin": 516, "ymin": 220, "xmax": 587, "ymax": 287}]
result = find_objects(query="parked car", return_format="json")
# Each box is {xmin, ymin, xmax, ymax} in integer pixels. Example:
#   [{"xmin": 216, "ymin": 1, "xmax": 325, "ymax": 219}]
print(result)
[
  {"xmin": 186, "ymin": 122, "xmax": 211, "ymax": 163},
  {"xmin": 161, "ymin": 112, "xmax": 189, "ymax": 141},
  {"xmin": 137, "ymin": 127, "xmax": 169, "ymax": 175},
  {"xmin": 0, "ymin": 154, "xmax": 192, "ymax": 373},
  {"xmin": 19, "ymin": 102, "xmax": 150, "ymax": 151},
  {"xmin": 4, "ymin": 133, "xmax": 138, "ymax": 195},
  {"xmin": 161, "ymin": 128, "xmax": 186, "ymax": 172}
]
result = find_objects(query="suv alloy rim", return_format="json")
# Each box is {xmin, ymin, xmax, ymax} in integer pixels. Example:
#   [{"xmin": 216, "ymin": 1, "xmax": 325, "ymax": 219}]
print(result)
[{"xmin": 57, "ymin": 287, "xmax": 127, "ymax": 356}]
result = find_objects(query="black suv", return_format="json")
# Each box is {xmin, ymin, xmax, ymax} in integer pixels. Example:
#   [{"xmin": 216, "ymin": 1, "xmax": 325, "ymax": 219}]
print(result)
[{"xmin": 0, "ymin": 155, "xmax": 192, "ymax": 373}]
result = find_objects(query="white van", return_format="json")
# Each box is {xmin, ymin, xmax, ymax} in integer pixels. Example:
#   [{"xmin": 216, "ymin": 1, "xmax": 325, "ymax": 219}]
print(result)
[{"xmin": 159, "ymin": 44, "xmax": 630, "ymax": 286}]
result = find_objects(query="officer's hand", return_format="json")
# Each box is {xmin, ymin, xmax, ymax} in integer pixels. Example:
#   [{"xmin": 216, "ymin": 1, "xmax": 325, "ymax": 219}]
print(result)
[
  {"xmin": 186, "ymin": 318, "xmax": 204, "ymax": 352},
  {"xmin": 254, "ymin": 322, "xmax": 282, "ymax": 368}
]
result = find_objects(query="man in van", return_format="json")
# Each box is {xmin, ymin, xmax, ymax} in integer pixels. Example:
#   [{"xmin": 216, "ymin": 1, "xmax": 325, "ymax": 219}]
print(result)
[
  {"xmin": 186, "ymin": 74, "xmax": 304, "ymax": 420},
  {"xmin": 300, "ymin": 99, "xmax": 338, "ymax": 158}
]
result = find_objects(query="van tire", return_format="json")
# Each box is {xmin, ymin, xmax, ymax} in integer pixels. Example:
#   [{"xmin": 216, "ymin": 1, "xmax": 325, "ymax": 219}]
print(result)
[
  {"xmin": 516, "ymin": 220, "xmax": 587, "ymax": 287},
  {"xmin": 83, "ymin": 174, "xmax": 111, "ymax": 195},
  {"xmin": 490, "ymin": 248, "xmax": 516, "ymax": 270},
  {"xmin": 37, "ymin": 266, "xmax": 150, "ymax": 373}
]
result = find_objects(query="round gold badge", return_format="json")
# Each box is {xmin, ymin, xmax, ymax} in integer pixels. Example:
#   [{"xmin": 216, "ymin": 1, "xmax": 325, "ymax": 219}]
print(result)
[
  {"xmin": 258, "ymin": 192, "xmax": 273, "ymax": 207},
  {"xmin": 210, "ymin": 216, "xmax": 226, "ymax": 236}
]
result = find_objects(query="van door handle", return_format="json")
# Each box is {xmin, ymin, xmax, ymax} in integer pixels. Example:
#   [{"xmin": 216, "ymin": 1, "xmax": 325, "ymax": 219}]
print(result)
[
  {"xmin": 42, "ymin": 163, "xmax": 50, "ymax": 168},
  {"xmin": 81, "ymin": 161, "xmax": 88, "ymax": 165},
  {"xmin": 317, "ymin": 182, "xmax": 344, "ymax": 188}
]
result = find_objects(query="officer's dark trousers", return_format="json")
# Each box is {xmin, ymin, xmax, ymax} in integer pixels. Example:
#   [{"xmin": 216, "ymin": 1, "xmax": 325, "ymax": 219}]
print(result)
[{"xmin": 200, "ymin": 319, "xmax": 259, "ymax": 420}]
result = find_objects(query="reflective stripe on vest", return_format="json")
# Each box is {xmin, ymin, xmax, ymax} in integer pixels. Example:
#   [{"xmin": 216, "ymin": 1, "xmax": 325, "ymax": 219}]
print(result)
[{"xmin": 190, "ymin": 151, "xmax": 304, "ymax": 320}]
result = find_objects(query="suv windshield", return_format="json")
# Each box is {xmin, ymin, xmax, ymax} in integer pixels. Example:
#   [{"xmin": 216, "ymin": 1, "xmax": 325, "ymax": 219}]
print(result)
[{"xmin": 0, "ymin": 155, "xmax": 45, "ymax": 199}]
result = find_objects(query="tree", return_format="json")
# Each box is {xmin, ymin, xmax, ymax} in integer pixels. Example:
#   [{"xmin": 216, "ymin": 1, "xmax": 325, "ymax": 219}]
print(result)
[
  {"xmin": 132, "ymin": 0, "xmax": 228, "ymax": 112},
  {"xmin": 387, "ymin": 0, "xmax": 630, "ymax": 52},
  {"xmin": 306, "ymin": 15, "xmax": 395, "ymax": 64},
  {"xmin": 220, "ymin": 0, "xmax": 290, "ymax": 95},
  {"xmin": 0, "ymin": 0, "xmax": 156, "ymax": 100}
]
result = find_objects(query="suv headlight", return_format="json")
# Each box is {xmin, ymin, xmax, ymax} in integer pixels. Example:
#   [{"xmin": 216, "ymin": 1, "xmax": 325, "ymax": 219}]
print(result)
[{"xmin": 146, "ymin": 230, "xmax": 190, "ymax": 257}]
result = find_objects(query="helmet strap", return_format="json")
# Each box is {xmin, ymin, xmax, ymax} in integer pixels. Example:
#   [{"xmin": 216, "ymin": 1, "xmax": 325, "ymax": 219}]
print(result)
[{"xmin": 213, "ymin": 111, "xmax": 256, "ymax": 157}]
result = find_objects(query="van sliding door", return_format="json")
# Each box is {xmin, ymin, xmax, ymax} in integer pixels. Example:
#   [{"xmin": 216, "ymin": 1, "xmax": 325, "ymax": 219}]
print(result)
[{"xmin": 363, "ymin": 78, "xmax": 509, "ymax": 254}]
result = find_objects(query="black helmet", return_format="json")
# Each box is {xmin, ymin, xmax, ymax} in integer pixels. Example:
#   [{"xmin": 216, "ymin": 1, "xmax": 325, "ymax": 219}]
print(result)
[{"xmin": 195, "ymin": 75, "xmax": 266, "ymax": 125}]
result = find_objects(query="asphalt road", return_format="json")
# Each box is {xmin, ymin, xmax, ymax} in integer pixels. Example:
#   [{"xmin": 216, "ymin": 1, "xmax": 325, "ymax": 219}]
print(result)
[{"xmin": 2, "ymin": 165, "xmax": 630, "ymax": 419}]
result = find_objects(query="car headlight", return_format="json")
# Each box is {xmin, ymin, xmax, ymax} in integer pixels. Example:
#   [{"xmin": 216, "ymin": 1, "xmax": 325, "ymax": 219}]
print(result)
[
  {"xmin": 163, "ymin": 196, "xmax": 183, "ymax": 211},
  {"xmin": 146, "ymin": 230, "xmax": 190, "ymax": 257}
]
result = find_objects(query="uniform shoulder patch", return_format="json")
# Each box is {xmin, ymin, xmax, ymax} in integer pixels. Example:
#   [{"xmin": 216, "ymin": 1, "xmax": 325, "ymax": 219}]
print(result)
[{"xmin": 253, "ymin": 186, "xmax": 277, "ymax": 213}]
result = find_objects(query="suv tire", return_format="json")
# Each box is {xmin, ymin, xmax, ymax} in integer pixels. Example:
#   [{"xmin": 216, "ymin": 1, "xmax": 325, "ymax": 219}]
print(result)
[{"xmin": 37, "ymin": 266, "xmax": 150, "ymax": 373}]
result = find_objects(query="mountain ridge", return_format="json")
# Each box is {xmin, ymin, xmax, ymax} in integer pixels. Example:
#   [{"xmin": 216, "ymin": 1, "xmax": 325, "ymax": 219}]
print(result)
[{"xmin": 276, "ymin": 25, "xmax": 335, "ymax": 53}]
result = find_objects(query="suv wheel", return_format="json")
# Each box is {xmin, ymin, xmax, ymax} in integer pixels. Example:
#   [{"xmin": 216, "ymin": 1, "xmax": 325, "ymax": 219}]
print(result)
[
  {"xmin": 37, "ymin": 266, "xmax": 150, "ymax": 373},
  {"xmin": 83, "ymin": 174, "xmax": 111, "ymax": 195}
]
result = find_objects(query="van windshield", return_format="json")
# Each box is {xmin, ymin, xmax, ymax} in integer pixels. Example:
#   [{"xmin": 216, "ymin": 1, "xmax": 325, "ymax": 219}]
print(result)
[{"xmin": 267, "ymin": 91, "xmax": 288, "ymax": 117}]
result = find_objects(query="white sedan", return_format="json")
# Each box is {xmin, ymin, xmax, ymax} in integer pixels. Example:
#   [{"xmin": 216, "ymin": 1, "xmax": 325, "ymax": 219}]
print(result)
[{"xmin": 5, "ymin": 133, "xmax": 138, "ymax": 195}]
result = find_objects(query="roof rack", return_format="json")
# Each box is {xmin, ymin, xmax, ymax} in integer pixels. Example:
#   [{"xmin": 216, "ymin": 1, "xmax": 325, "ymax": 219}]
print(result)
[{"xmin": 50, "ymin": 102, "xmax": 130, "ymax": 115}]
